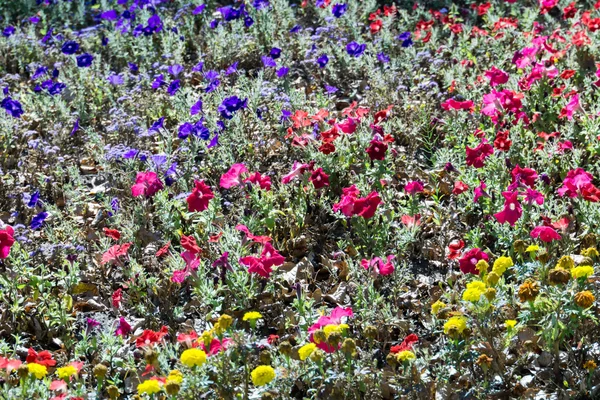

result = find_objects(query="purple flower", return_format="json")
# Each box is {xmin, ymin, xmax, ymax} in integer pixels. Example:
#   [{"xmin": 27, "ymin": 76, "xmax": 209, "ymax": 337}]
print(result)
[
  {"xmin": 86, "ymin": 318, "xmax": 101, "ymax": 328},
  {"xmin": 332, "ymin": 4, "xmax": 347, "ymax": 18},
  {"xmin": 252, "ymin": 0, "xmax": 270, "ymax": 10},
  {"xmin": 48, "ymin": 82, "xmax": 66, "ymax": 95},
  {"xmin": 165, "ymin": 162, "xmax": 178, "ymax": 186},
  {"xmin": 190, "ymin": 99, "xmax": 203, "ymax": 115},
  {"xmin": 29, "ymin": 16, "xmax": 40, "ymax": 24},
  {"xmin": 398, "ymin": 32, "xmax": 413, "ymax": 47},
  {"xmin": 225, "ymin": 62, "xmax": 239, "ymax": 75},
  {"xmin": 218, "ymin": 96, "xmax": 248, "ymax": 120},
  {"xmin": 280, "ymin": 109, "xmax": 292, "ymax": 123},
  {"xmin": 26, "ymin": 191, "xmax": 40, "ymax": 208},
  {"xmin": 2, "ymin": 26, "xmax": 15, "ymax": 37},
  {"xmin": 107, "ymin": 74, "xmax": 124, "ymax": 85},
  {"xmin": 167, "ymin": 79, "xmax": 181, "ymax": 96},
  {"xmin": 178, "ymin": 122, "xmax": 194, "ymax": 139},
  {"xmin": 325, "ymin": 85, "xmax": 338, "ymax": 94},
  {"xmin": 101, "ymin": 37, "xmax": 109, "ymax": 46},
  {"xmin": 147, "ymin": 14, "xmax": 163, "ymax": 32},
  {"xmin": 192, "ymin": 61, "xmax": 204, "ymax": 72},
  {"xmin": 219, "ymin": 5, "xmax": 244, "ymax": 21},
  {"xmin": 152, "ymin": 74, "xmax": 165, "ymax": 89},
  {"xmin": 244, "ymin": 15, "xmax": 254, "ymax": 27},
  {"xmin": 71, "ymin": 118, "xmax": 79, "ymax": 136},
  {"xmin": 148, "ymin": 117, "xmax": 165, "ymax": 134},
  {"xmin": 1, "ymin": 97, "xmax": 24, "ymax": 118},
  {"xmin": 262, "ymin": 56, "xmax": 276, "ymax": 68},
  {"xmin": 193, "ymin": 4, "xmax": 206, "ymax": 14},
  {"xmin": 346, "ymin": 42, "xmax": 366, "ymax": 57},
  {"xmin": 168, "ymin": 64, "xmax": 183, "ymax": 77},
  {"xmin": 76, "ymin": 53, "xmax": 94, "ymax": 68},
  {"xmin": 210, "ymin": 19, "xmax": 219, "ymax": 29},
  {"xmin": 290, "ymin": 25, "xmax": 301, "ymax": 33},
  {"xmin": 377, "ymin": 52, "xmax": 390, "ymax": 63},
  {"xmin": 151, "ymin": 154, "xmax": 167, "ymax": 169},
  {"xmin": 30, "ymin": 211, "xmax": 49, "ymax": 230},
  {"xmin": 61, "ymin": 41, "xmax": 79, "ymax": 55},
  {"xmin": 31, "ymin": 66, "xmax": 48, "ymax": 80},
  {"xmin": 208, "ymin": 133, "xmax": 219, "ymax": 148},
  {"xmin": 277, "ymin": 67, "xmax": 289, "ymax": 77},
  {"xmin": 270, "ymin": 47, "xmax": 281, "ymax": 59},
  {"xmin": 317, "ymin": 54, "xmax": 329, "ymax": 68},
  {"xmin": 101, "ymin": 10, "xmax": 119, "ymax": 20},
  {"xmin": 128, "ymin": 62, "xmax": 139, "ymax": 72}
]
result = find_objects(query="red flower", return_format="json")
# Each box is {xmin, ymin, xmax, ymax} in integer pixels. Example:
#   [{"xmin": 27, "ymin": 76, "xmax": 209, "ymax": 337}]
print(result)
[
  {"xmin": 466, "ymin": 140, "xmax": 494, "ymax": 168},
  {"xmin": 452, "ymin": 181, "xmax": 469, "ymax": 195},
  {"xmin": 181, "ymin": 235, "xmax": 201, "ymax": 255},
  {"xmin": 405, "ymin": 181, "xmax": 424, "ymax": 195},
  {"xmin": 103, "ymin": 227, "xmax": 121, "ymax": 240},
  {"xmin": 370, "ymin": 19, "xmax": 383, "ymax": 34},
  {"xmin": 101, "ymin": 242, "xmax": 132, "ymax": 265},
  {"xmin": 131, "ymin": 171, "xmax": 164, "ymax": 198},
  {"xmin": 112, "ymin": 288, "xmax": 123, "ymax": 308},
  {"xmin": 309, "ymin": 168, "xmax": 329, "ymax": 189},
  {"xmin": 200, "ymin": 338, "xmax": 232, "ymax": 356},
  {"xmin": 447, "ymin": 239, "xmax": 465, "ymax": 260},
  {"xmin": 0, "ymin": 356, "xmax": 22, "ymax": 373},
  {"xmin": 563, "ymin": 1, "xmax": 576, "ymax": 19},
  {"xmin": 244, "ymin": 172, "xmax": 272, "ymax": 191},
  {"xmin": 493, "ymin": 130, "xmax": 512, "ymax": 152},
  {"xmin": 484, "ymin": 66, "xmax": 509, "ymax": 86},
  {"xmin": 239, "ymin": 243, "xmax": 285, "ymax": 278},
  {"xmin": 530, "ymin": 226, "xmax": 561, "ymax": 242},
  {"xmin": 441, "ymin": 98, "xmax": 473, "ymax": 111},
  {"xmin": 494, "ymin": 191, "xmax": 522, "ymax": 227},
  {"xmin": 187, "ymin": 180, "xmax": 214, "ymax": 212},
  {"xmin": 373, "ymin": 105, "xmax": 393, "ymax": 124},
  {"xmin": 136, "ymin": 326, "xmax": 169, "ymax": 348},
  {"xmin": 511, "ymin": 165, "xmax": 538, "ymax": 188},
  {"xmin": 177, "ymin": 331, "xmax": 199, "ymax": 348},
  {"xmin": 458, "ymin": 248, "xmax": 489, "ymax": 274},
  {"xmin": 353, "ymin": 191, "xmax": 382, "ymax": 219},
  {"xmin": 390, "ymin": 334, "xmax": 419, "ymax": 353},
  {"xmin": 365, "ymin": 139, "xmax": 388, "ymax": 161},
  {"xmin": 319, "ymin": 142, "xmax": 336, "ymax": 154},
  {"xmin": 236, "ymin": 224, "xmax": 272, "ymax": 244},
  {"xmin": 267, "ymin": 335, "xmax": 279, "ymax": 345},
  {"xmin": 0, "ymin": 225, "xmax": 15, "ymax": 259},
  {"xmin": 155, "ymin": 242, "xmax": 170, "ymax": 257},
  {"xmin": 27, "ymin": 348, "xmax": 56, "ymax": 367}
]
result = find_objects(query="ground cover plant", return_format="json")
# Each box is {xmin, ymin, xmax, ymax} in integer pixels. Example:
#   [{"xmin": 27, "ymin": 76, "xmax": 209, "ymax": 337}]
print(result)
[{"xmin": 1, "ymin": 0, "xmax": 600, "ymax": 398}]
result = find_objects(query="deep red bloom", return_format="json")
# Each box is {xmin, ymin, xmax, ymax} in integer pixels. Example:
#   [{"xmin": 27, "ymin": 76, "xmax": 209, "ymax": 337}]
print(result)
[
  {"xmin": 103, "ymin": 227, "xmax": 121, "ymax": 240},
  {"xmin": 493, "ymin": 130, "xmax": 512, "ymax": 152},
  {"xmin": 181, "ymin": 235, "xmax": 201, "ymax": 255},
  {"xmin": 236, "ymin": 224, "xmax": 272, "ymax": 244},
  {"xmin": 309, "ymin": 168, "xmax": 329, "ymax": 189},
  {"xmin": 131, "ymin": 171, "xmax": 164, "ymax": 198},
  {"xmin": 452, "ymin": 181, "xmax": 469, "ymax": 195},
  {"xmin": 27, "ymin": 348, "xmax": 56, "ymax": 367},
  {"xmin": 447, "ymin": 239, "xmax": 465, "ymax": 260},
  {"xmin": 458, "ymin": 248, "xmax": 489, "ymax": 274},
  {"xmin": 484, "ymin": 66, "xmax": 509, "ymax": 86},
  {"xmin": 136, "ymin": 326, "xmax": 169, "ymax": 348},
  {"xmin": 466, "ymin": 140, "xmax": 494, "ymax": 168},
  {"xmin": 366, "ymin": 139, "xmax": 388, "ymax": 160},
  {"xmin": 244, "ymin": 172, "xmax": 272, "ymax": 191},
  {"xmin": 187, "ymin": 180, "xmax": 214, "ymax": 212},
  {"xmin": 112, "ymin": 288, "xmax": 123, "ymax": 308},
  {"xmin": 530, "ymin": 226, "xmax": 561, "ymax": 242},
  {"xmin": 511, "ymin": 165, "xmax": 538, "ymax": 188},
  {"xmin": 353, "ymin": 191, "xmax": 382, "ymax": 219},
  {"xmin": 0, "ymin": 225, "xmax": 15, "ymax": 259},
  {"xmin": 494, "ymin": 191, "xmax": 522, "ymax": 226}
]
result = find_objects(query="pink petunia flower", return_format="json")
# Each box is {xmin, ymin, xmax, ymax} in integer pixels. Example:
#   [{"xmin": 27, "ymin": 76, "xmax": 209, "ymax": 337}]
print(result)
[
  {"xmin": 530, "ymin": 225, "xmax": 561, "ymax": 242},
  {"xmin": 405, "ymin": 181, "xmax": 424, "ymax": 195},
  {"xmin": 239, "ymin": 243, "xmax": 285, "ymax": 278},
  {"xmin": 220, "ymin": 163, "xmax": 249, "ymax": 189},
  {"xmin": 131, "ymin": 171, "xmax": 164, "ymax": 197},
  {"xmin": 308, "ymin": 307, "xmax": 353, "ymax": 353},
  {"xmin": 485, "ymin": 66, "xmax": 509, "ymax": 86},
  {"xmin": 361, "ymin": 255, "xmax": 395, "ymax": 275},
  {"xmin": 244, "ymin": 172, "xmax": 272, "ymax": 191},
  {"xmin": 309, "ymin": 168, "xmax": 330, "ymax": 189},
  {"xmin": 115, "ymin": 317, "xmax": 132, "ymax": 336},
  {"xmin": 0, "ymin": 225, "xmax": 15, "ymax": 259},
  {"xmin": 473, "ymin": 181, "xmax": 489, "ymax": 203},
  {"xmin": 558, "ymin": 93, "xmax": 580, "ymax": 120},
  {"xmin": 494, "ymin": 191, "xmax": 522, "ymax": 226},
  {"xmin": 281, "ymin": 161, "xmax": 310, "ymax": 184},
  {"xmin": 458, "ymin": 248, "xmax": 489, "ymax": 274}
]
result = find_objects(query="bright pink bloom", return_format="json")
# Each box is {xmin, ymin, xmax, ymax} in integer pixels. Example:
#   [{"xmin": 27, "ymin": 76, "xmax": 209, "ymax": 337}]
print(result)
[
  {"xmin": 235, "ymin": 224, "xmax": 272, "ymax": 244},
  {"xmin": 333, "ymin": 185, "xmax": 361, "ymax": 217},
  {"xmin": 481, "ymin": 89, "xmax": 523, "ymax": 117},
  {"xmin": 361, "ymin": 255, "xmax": 395, "ymax": 275},
  {"xmin": 308, "ymin": 307, "xmax": 353, "ymax": 353},
  {"xmin": 101, "ymin": 242, "xmax": 132, "ymax": 265},
  {"xmin": 220, "ymin": 163, "xmax": 248, "ymax": 189},
  {"xmin": 466, "ymin": 140, "xmax": 494, "ymax": 168},
  {"xmin": 0, "ymin": 225, "xmax": 15, "ymax": 259},
  {"xmin": 512, "ymin": 46, "xmax": 538, "ymax": 69},
  {"xmin": 112, "ymin": 288, "xmax": 123, "ymax": 308},
  {"xmin": 558, "ymin": 168, "xmax": 595, "ymax": 198},
  {"xmin": 187, "ymin": 180, "xmax": 214, "ymax": 212},
  {"xmin": 200, "ymin": 338, "xmax": 232, "ymax": 356},
  {"xmin": 441, "ymin": 98, "xmax": 474, "ymax": 111},
  {"xmin": 366, "ymin": 138, "xmax": 388, "ymax": 160},
  {"xmin": 115, "ymin": 317, "xmax": 132, "ymax": 336},
  {"xmin": 177, "ymin": 331, "xmax": 199, "ymax": 348},
  {"xmin": 239, "ymin": 243, "xmax": 285, "ymax": 278},
  {"xmin": 485, "ymin": 66, "xmax": 509, "ymax": 86},
  {"xmin": 309, "ymin": 168, "xmax": 329, "ymax": 189},
  {"xmin": 401, "ymin": 214, "xmax": 421, "ymax": 227},
  {"xmin": 524, "ymin": 188, "xmax": 544, "ymax": 205},
  {"xmin": 405, "ymin": 181, "xmax": 424, "ymax": 195},
  {"xmin": 530, "ymin": 226, "xmax": 561, "ymax": 242},
  {"xmin": 473, "ymin": 181, "xmax": 489, "ymax": 203},
  {"xmin": 458, "ymin": 248, "xmax": 489, "ymax": 274},
  {"xmin": 337, "ymin": 117, "xmax": 358, "ymax": 134},
  {"xmin": 131, "ymin": 171, "xmax": 164, "ymax": 197},
  {"xmin": 494, "ymin": 191, "xmax": 522, "ymax": 226},
  {"xmin": 511, "ymin": 165, "xmax": 538, "ymax": 188},
  {"xmin": 559, "ymin": 93, "xmax": 580, "ymax": 120},
  {"xmin": 49, "ymin": 380, "xmax": 67, "ymax": 392},
  {"xmin": 244, "ymin": 172, "xmax": 272, "ymax": 191},
  {"xmin": 281, "ymin": 161, "xmax": 310, "ymax": 184},
  {"xmin": 172, "ymin": 251, "xmax": 200, "ymax": 283}
]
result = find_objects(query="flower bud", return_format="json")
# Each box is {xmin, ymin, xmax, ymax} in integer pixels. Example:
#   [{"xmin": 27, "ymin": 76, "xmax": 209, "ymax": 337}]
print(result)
[
  {"xmin": 107, "ymin": 385, "xmax": 120, "ymax": 400},
  {"xmin": 93, "ymin": 363, "xmax": 108, "ymax": 379},
  {"xmin": 341, "ymin": 338, "xmax": 357, "ymax": 357},
  {"xmin": 313, "ymin": 329, "xmax": 326, "ymax": 344},
  {"xmin": 310, "ymin": 349, "xmax": 325, "ymax": 363},
  {"xmin": 548, "ymin": 268, "xmax": 570, "ymax": 285},
  {"xmin": 165, "ymin": 381, "xmax": 181, "ymax": 395},
  {"xmin": 278, "ymin": 341, "xmax": 292, "ymax": 357},
  {"xmin": 327, "ymin": 332, "xmax": 342, "ymax": 348},
  {"xmin": 364, "ymin": 325, "xmax": 377, "ymax": 340},
  {"xmin": 259, "ymin": 350, "xmax": 271, "ymax": 366},
  {"xmin": 486, "ymin": 272, "xmax": 500, "ymax": 286}
]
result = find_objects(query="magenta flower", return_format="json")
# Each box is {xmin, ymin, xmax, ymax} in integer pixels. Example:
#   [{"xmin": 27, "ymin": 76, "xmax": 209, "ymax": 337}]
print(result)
[
  {"xmin": 481, "ymin": 89, "xmax": 523, "ymax": 117},
  {"xmin": 559, "ymin": 93, "xmax": 580, "ymax": 120},
  {"xmin": 244, "ymin": 172, "xmax": 272, "ymax": 190},
  {"xmin": 511, "ymin": 165, "xmax": 538, "ymax": 188},
  {"xmin": 361, "ymin": 255, "xmax": 395, "ymax": 276},
  {"xmin": 458, "ymin": 248, "xmax": 489, "ymax": 274},
  {"xmin": 333, "ymin": 185, "xmax": 360, "ymax": 217},
  {"xmin": 558, "ymin": 168, "xmax": 594, "ymax": 198},
  {"xmin": 239, "ymin": 243, "xmax": 285, "ymax": 278},
  {"xmin": 466, "ymin": 140, "xmax": 494, "ymax": 168},
  {"xmin": 441, "ymin": 98, "xmax": 474, "ymax": 111},
  {"xmin": 0, "ymin": 225, "xmax": 15, "ymax": 259},
  {"xmin": 484, "ymin": 66, "xmax": 509, "ymax": 86},
  {"xmin": 187, "ymin": 180, "xmax": 214, "ymax": 212},
  {"xmin": 530, "ymin": 226, "xmax": 561, "ymax": 242},
  {"xmin": 308, "ymin": 307, "xmax": 353, "ymax": 353},
  {"xmin": 353, "ymin": 191, "xmax": 382, "ymax": 219},
  {"xmin": 281, "ymin": 161, "xmax": 310, "ymax": 184},
  {"xmin": 115, "ymin": 317, "xmax": 132, "ymax": 337},
  {"xmin": 220, "ymin": 163, "xmax": 248, "ymax": 189},
  {"xmin": 309, "ymin": 168, "xmax": 329, "ymax": 189},
  {"xmin": 473, "ymin": 181, "xmax": 489, "ymax": 203},
  {"xmin": 524, "ymin": 188, "xmax": 544, "ymax": 205},
  {"xmin": 405, "ymin": 181, "xmax": 424, "ymax": 195},
  {"xmin": 172, "ymin": 251, "xmax": 200, "ymax": 283},
  {"xmin": 236, "ymin": 224, "xmax": 272, "ymax": 244},
  {"xmin": 494, "ymin": 191, "xmax": 522, "ymax": 227},
  {"xmin": 131, "ymin": 171, "xmax": 164, "ymax": 197}
]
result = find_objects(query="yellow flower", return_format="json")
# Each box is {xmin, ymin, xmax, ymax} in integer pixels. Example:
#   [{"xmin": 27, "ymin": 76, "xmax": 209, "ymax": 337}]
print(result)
[
  {"xmin": 396, "ymin": 350, "xmax": 416, "ymax": 362},
  {"xmin": 27, "ymin": 363, "xmax": 47, "ymax": 379},
  {"xmin": 556, "ymin": 255, "xmax": 574, "ymax": 270},
  {"xmin": 431, "ymin": 300, "xmax": 445, "ymax": 315},
  {"xmin": 575, "ymin": 291, "xmax": 595, "ymax": 308},
  {"xmin": 475, "ymin": 260, "xmax": 489, "ymax": 274},
  {"xmin": 525, "ymin": 245, "xmax": 539, "ymax": 253},
  {"xmin": 462, "ymin": 280, "xmax": 486, "ymax": 302},
  {"xmin": 504, "ymin": 320, "xmax": 517, "ymax": 329},
  {"xmin": 323, "ymin": 323, "xmax": 348, "ymax": 338},
  {"xmin": 443, "ymin": 316, "xmax": 468, "ymax": 335},
  {"xmin": 492, "ymin": 256, "xmax": 513, "ymax": 275},
  {"xmin": 137, "ymin": 379, "xmax": 162, "ymax": 395},
  {"xmin": 243, "ymin": 311, "xmax": 263, "ymax": 321},
  {"xmin": 56, "ymin": 365, "xmax": 78, "ymax": 380},
  {"xmin": 572, "ymin": 266, "xmax": 594, "ymax": 279},
  {"xmin": 200, "ymin": 330, "xmax": 213, "ymax": 347},
  {"xmin": 180, "ymin": 348, "xmax": 207, "ymax": 368},
  {"xmin": 581, "ymin": 247, "xmax": 599, "ymax": 259},
  {"xmin": 216, "ymin": 314, "xmax": 233, "ymax": 333},
  {"xmin": 250, "ymin": 365, "xmax": 276, "ymax": 386},
  {"xmin": 298, "ymin": 343, "xmax": 317, "ymax": 361},
  {"xmin": 166, "ymin": 370, "xmax": 183, "ymax": 385}
]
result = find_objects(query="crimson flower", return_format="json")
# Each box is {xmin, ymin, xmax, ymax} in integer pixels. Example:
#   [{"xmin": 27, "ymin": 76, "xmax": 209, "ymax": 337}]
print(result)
[
  {"xmin": 0, "ymin": 225, "xmax": 15, "ymax": 259},
  {"xmin": 494, "ymin": 191, "xmax": 522, "ymax": 226},
  {"xmin": 361, "ymin": 255, "xmax": 395, "ymax": 275},
  {"xmin": 112, "ymin": 288, "xmax": 123, "ymax": 308},
  {"xmin": 452, "ymin": 181, "xmax": 469, "ymax": 195},
  {"xmin": 103, "ymin": 227, "xmax": 121, "ymax": 240},
  {"xmin": 466, "ymin": 140, "xmax": 493, "ymax": 168},
  {"xmin": 405, "ymin": 181, "xmax": 424, "ymax": 195},
  {"xmin": 309, "ymin": 168, "xmax": 329, "ymax": 189},
  {"xmin": 447, "ymin": 239, "xmax": 465, "ymax": 260},
  {"xmin": 458, "ymin": 248, "xmax": 489, "ymax": 274},
  {"xmin": 244, "ymin": 172, "xmax": 272, "ymax": 190},
  {"xmin": 236, "ymin": 224, "xmax": 272, "ymax": 244},
  {"xmin": 441, "ymin": 98, "xmax": 474, "ymax": 111},
  {"xmin": 530, "ymin": 226, "xmax": 561, "ymax": 242},
  {"xmin": 200, "ymin": 338, "xmax": 232, "ymax": 356},
  {"xmin": 27, "ymin": 348, "xmax": 56, "ymax": 367},
  {"xmin": 390, "ymin": 333, "xmax": 419, "ymax": 353},
  {"xmin": 353, "ymin": 191, "xmax": 382, "ymax": 219},
  {"xmin": 131, "ymin": 171, "xmax": 164, "ymax": 197},
  {"xmin": 239, "ymin": 243, "xmax": 285, "ymax": 278},
  {"xmin": 365, "ymin": 138, "xmax": 388, "ymax": 160},
  {"xmin": 511, "ymin": 165, "xmax": 538, "ymax": 188},
  {"xmin": 136, "ymin": 326, "xmax": 169, "ymax": 348},
  {"xmin": 115, "ymin": 317, "xmax": 132, "ymax": 336},
  {"xmin": 181, "ymin": 235, "xmax": 201, "ymax": 254},
  {"xmin": 484, "ymin": 66, "xmax": 509, "ymax": 86},
  {"xmin": 187, "ymin": 180, "xmax": 214, "ymax": 212}
]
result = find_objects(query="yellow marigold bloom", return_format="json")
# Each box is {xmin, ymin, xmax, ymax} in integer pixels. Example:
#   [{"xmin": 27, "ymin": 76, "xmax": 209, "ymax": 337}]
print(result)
[
  {"xmin": 525, "ymin": 245, "xmax": 539, "ymax": 253},
  {"xmin": 583, "ymin": 360, "xmax": 597, "ymax": 371},
  {"xmin": 323, "ymin": 323, "xmax": 348, "ymax": 338},
  {"xmin": 298, "ymin": 343, "xmax": 317, "ymax": 361},
  {"xmin": 443, "ymin": 316, "xmax": 468, "ymax": 335},
  {"xmin": 556, "ymin": 255, "xmax": 574, "ymax": 270},
  {"xmin": 492, "ymin": 256, "xmax": 513, "ymax": 275},
  {"xmin": 166, "ymin": 370, "xmax": 183, "ymax": 385},
  {"xmin": 462, "ymin": 280, "xmax": 486, "ymax": 302},
  {"xmin": 137, "ymin": 379, "xmax": 162, "ymax": 395},
  {"xmin": 243, "ymin": 311, "xmax": 263, "ymax": 321},
  {"xmin": 518, "ymin": 280, "xmax": 540, "ymax": 302},
  {"xmin": 216, "ymin": 314, "xmax": 233, "ymax": 332},
  {"xmin": 180, "ymin": 348, "xmax": 207, "ymax": 368},
  {"xmin": 200, "ymin": 330, "xmax": 213, "ymax": 347},
  {"xmin": 475, "ymin": 260, "xmax": 489, "ymax": 274},
  {"xmin": 56, "ymin": 365, "xmax": 78, "ymax": 380},
  {"xmin": 27, "ymin": 363, "xmax": 47, "ymax": 379},
  {"xmin": 250, "ymin": 365, "xmax": 276, "ymax": 386},
  {"xmin": 504, "ymin": 320, "xmax": 517, "ymax": 329},
  {"xmin": 571, "ymin": 266, "xmax": 594, "ymax": 279},
  {"xmin": 396, "ymin": 350, "xmax": 416, "ymax": 362},
  {"xmin": 486, "ymin": 271, "xmax": 500, "ymax": 286},
  {"xmin": 431, "ymin": 300, "xmax": 445, "ymax": 315},
  {"xmin": 581, "ymin": 247, "xmax": 599, "ymax": 259}
]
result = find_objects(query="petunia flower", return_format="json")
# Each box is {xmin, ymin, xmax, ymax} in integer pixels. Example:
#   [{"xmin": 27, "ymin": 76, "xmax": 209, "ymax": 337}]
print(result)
[
  {"xmin": 131, "ymin": 171, "xmax": 164, "ymax": 198},
  {"xmin": 115, "ymin": 317, "xmax": 132, "ymax": 336},
  {"xmin": 458, "ymin": 248, "xmax": 489, "ymax": 274},
  {"xmin": 494, "ymin": 191, "xmax": 522, "ymax": 226},
  {"xmin": 135, "ymin": 326, "xmax": 169, "ymax": 348},
  {"xmin": 0, "ymin": 225, "xmax": 15, "ymax": 259},
  {"xmin": 186, "ymin": 180, "xmax": 214, "ymax": 212},
  {"xmin": 405, "ymin": 181, "xmax": 424, "ymax": 195},
  {"xmin": 281, "ymin": 161, "xmax": 310, "ymax": 184},
  {"xmin": 484, "ymin": 66, "xmax": 509, "ymax": 86},
  {"xmin": 530, "ymin": 226, "xmax": 561, "ymax": 242},
  {"xmin": 220, "ymin": 164, "xmax": 249, "ymax": 189},
  {"xmin": 101, "ymin": 243, "xmax": 132, "ymax": 265},
  {"xmin": 366, "ymin": 138, "xmax": 388, "ymax": 160},
  {"xmin": 26, "ymin": 348, "xmax": 56, "ymax": 367},
  {"xmin": 236, "ymin": 225, "xmax": 272, "ymax": 244},
  {"xmin": 361, "ymin": 255, "xmax": 395, "ymax": 275},
  {"xmin": 466, "ymin": 140, "xmax": 493, "ymax": 168},
  {"xmin": 239, "ymin": 243, "xmax": 285, "ymax": 278},
  {"xmin": 309, "ymin": 168, "xmax": 329, "ymax": 189},
  {"xmin": 244, "ymin": 172, "xmax": 272, "ymax": 191},
  {"xmin": 308, "ymin": 307, "xmax": 353, "ymax": 353}
]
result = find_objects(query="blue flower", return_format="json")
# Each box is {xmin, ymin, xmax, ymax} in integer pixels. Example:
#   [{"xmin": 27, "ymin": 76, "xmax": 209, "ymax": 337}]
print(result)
[
  {"xmin": 218, "ymin": 96, "xmax": 248, "ymax": 120},
  {"xmin": 398, "ymin": 32, "xmax": 413, "ymax": 47},
  {"xmin": 168, "ymin": 64, "xmax": 183, "ymax": 77},
  {"xmin": 61, "ymin": 41, "xmax": 79, "ymax": 55},
  {"xmin": 377, "ymin": 52, "xmax": 390, "ymax": 63},
  {"xmin": 252, "ymin": 0, "xmax": 270, "ymax": 10},
  {"xmin": 262, "ymin": 56, "xmax": 276, "ymax": 68},
  {"xmin": 1, "ymin": 97, "xmax": 24, "ymax": 118},
  {"xmin": 76, "ymin": 53, "xmax": 94, "ymax": 68},
  {"xmin": 277, "ymin": 67, "xmax": 289, "ymax": 78},
  {"xmin": 317, "ymin": 54, "xmax": 329, "ymax": 68},
  {"xmin": 100, "ymin": 10, "xmax": 118, "ymax": 20},
  {"xmin": 30, "ymin": 211, "xmax": 48, "ymax": 230},
  {"xmin": 191, "ymin": 99, "xmax": 203, "ymax": 116},
  {"xmin": 167, "ymin": 79, "xmax": 181, "ymax": 96},
  {"xmin": 3, "ymin": 26, "xmax": 15, "ymax": 37},
  {"xmin": 332, "ymin": 4, "xmax": 347, "ymax": 18},
  {"xmin": 270, "ymin": 47, "xmax": 281, "ymax": 59},
  {"xmin": 346, "ymin": 42, "xmax": 366, "ymax": 57}
]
